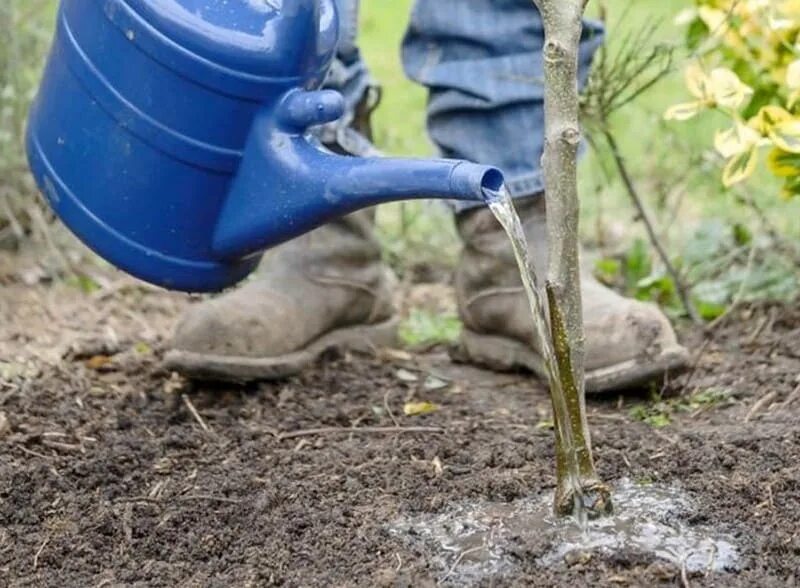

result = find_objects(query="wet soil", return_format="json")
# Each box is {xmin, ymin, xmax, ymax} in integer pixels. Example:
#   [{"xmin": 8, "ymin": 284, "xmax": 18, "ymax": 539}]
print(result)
[{"xmin": 1, "ymin": 249, "xmax": 799, "ymax": 587}]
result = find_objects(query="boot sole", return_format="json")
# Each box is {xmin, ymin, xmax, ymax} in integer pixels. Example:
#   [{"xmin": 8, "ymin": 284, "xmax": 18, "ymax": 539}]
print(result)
[
  {"xmin": 457, "ymin": 330, "xmax": 690, "ymax": 393},
  {"xmin": 163, "ymin": 318, "xmax": 399, "ymax": 383}
]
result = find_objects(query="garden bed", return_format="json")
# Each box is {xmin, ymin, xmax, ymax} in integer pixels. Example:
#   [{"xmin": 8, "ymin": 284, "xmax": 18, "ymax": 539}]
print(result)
[{"xmin": 1, "ymin": 252, "xmax": 799, "ymax": 586}]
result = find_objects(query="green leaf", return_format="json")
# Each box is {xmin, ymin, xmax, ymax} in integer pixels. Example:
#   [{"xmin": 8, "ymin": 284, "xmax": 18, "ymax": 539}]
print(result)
[
  {"xmin": 628, "ymin": 404, "xmax": 671, "ymax": 428},
  {"xmin": 742, "ymin": 85, "xmax": 779, "ymax": 119},
  {"xmin": 782, "ymin": 175, "xmax": 800, "ymax": 199},
  {"xmin": 67, "ymin": 274, "xmax": 101, "ymax": 294},
  {"xmin": 770, "ymin": 120, "xmax": 800, "ymax": 154},
  {"xmin": 696, "ymin": 300, "xmax": 727, "ymax": 321},
  {"xmin": 399, "ymin": 309, "xmax": 462, "ymax": 347},
  {"xmin": 732, "ymin": 223, "xmax": 752, "ymax": 246},
  {"xmin": 594, "ymin": 257, "xmax": 622, "ymax": 285},
  {"xmin": 685, "ymin": 18, "xmax": 709, "ymax": 52},
  {"xmin": 134, "ymin": 341, "xmax": 152, "ymax": 354},
  {"xmin": 767, "ymin": 148, "xmax": 800, "ymax": 178},
  {"xmin": 634, "ymin": 273, "xmax": 677, "ymax": 307},
  {"xmin": 624, "ymin": 239, "xmax": 652, "ymax": 289},
  {"xmin": 721, "ymin": 147, "xmax": 759, "ymax": 187},
  {"xmin": 644, "ymin": 413, "xmax": 672, "ymax": 428}
]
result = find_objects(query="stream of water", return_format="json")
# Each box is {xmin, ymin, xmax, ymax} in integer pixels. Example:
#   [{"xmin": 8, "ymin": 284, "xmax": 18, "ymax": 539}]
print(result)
[{"xmin": 484, "ymin": 185, "xmax": 589, "ymax": 521}]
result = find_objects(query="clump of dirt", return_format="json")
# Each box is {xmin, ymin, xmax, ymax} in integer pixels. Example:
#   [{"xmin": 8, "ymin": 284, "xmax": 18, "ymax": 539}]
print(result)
[{"xmin": 1, "ymin": 251, "xmax": 799, "ymax": 586}]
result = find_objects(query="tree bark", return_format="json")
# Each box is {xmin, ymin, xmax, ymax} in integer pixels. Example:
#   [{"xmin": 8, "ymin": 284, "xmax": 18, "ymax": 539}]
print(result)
[{"xmin": 533, "ymin": 0, "xmax": 612, "ymax": 517}]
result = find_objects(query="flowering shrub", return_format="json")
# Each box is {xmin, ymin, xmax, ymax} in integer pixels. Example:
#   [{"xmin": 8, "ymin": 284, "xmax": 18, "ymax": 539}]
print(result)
[{"xmin": 666, "ymin": 0, "xmax": 800, "ymax": 197}]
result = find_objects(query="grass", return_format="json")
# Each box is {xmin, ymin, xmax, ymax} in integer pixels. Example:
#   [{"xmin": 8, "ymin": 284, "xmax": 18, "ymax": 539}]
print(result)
[
  {"xmin": 628, "ymin": 387, "xmax": 734, "ymax": 428},
  {"xmin": 398, "ymin": 309, "xmax": 462, "ymax": 348}
]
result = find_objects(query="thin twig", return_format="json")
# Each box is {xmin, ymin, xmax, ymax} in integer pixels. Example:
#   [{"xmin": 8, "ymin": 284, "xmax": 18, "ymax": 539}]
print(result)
[
  {"xmin": 680, "ymin": 336, "xmax": 713, "ymax": 395},
  {"xmin": 744, "ymin": 391, "xmax": 778, "ymax": 423},
  {"xmin": 603, "ymin": 129, "xmax": 701, "ymax": 324},
  {"xmin": 17, "ymin": 445, "xmax": 52, "ymax": 460},
  {"xmin": 181, "ymin": 394, "xmax": 211, "ymax": 434},
  {"xmin": 275, "ymin": 426, "xmax": 444, "ymax": 440},
  {"xmin": 681, "ymin": 558, "xmax": 692, "ymax": 588},
  {"xmin": 707, "ymin": 241, "xmax": 758, "ymax": 331},
  {"xmin": 438, "ymin": 544, "xmax": 487, "ymax": 585},
  {"xmin": 176, "ymin": 494, "xmax": 240, "ymax": 504},
  {"xmin": 384, "ymin": 389, "xmax": 400, "ymax": 428},
  {"xmin": 33, "ymin": 535, "xmax": 50, "ymax": 570},
  {"xmin": 778, "ymin": 382, "xmax": 800, "ymax": 410}
]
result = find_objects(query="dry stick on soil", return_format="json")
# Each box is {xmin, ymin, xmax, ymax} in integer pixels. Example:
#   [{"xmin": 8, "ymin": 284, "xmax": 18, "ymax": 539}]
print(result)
[
  {"xmin": 32, "ymin": 534, "xmax": 50, "ymax": 570},
  {"xmin": 275, "ymin": 426, "xmax": 444, "ymax": 440},
  {"xmin": 533, "ymin": 0, "xmax": 611, "ymax": 517},
  {"xmin": 744, "ymin": 390, "xmax": 778, "ymax": 423},
  {"xmin": 181, "ymin": 394, "xmax": 211, "ymax": 434}
]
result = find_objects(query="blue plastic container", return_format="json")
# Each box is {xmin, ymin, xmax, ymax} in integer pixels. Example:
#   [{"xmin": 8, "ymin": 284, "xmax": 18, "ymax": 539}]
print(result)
[{"xmin": 27, "ymin": 0, "xmax": 503, "ymax": 292}]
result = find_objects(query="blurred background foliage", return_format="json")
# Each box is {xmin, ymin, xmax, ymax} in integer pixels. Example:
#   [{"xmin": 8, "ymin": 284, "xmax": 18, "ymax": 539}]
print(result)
[
  {"xmin": 0, "ymin": 0, "xmax": 797, "ymax": 333},
  {"xmin": 0, "ymin": 1, "xmax": 55, "ymax": 249}
]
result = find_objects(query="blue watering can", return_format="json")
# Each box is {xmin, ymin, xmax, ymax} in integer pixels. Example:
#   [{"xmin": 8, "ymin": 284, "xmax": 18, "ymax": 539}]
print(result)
[{"xmin": 26, "ymin": 0, "xmax": 504, "ymax": 292}]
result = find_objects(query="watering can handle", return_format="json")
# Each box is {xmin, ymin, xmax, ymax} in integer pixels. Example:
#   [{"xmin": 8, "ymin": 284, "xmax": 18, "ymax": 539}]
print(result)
[{"xmin": 276, "ymin": 89, "xmax": 346, "ymax": 133}]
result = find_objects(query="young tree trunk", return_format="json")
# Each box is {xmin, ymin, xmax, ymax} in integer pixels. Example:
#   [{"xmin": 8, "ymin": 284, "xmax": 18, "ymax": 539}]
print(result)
[{"xmin": 533, "ymin": 0, "xmax": 612, "ymax": 517}]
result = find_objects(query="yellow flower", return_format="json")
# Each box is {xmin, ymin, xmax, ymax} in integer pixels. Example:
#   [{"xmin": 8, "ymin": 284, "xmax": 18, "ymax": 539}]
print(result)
[
  {"xmin": 749, "ymin": 106, "xmax": 793, "ymax": 135},
  {"xmin": 769, "ymin": 119, "xmax": 800, "ymax": 153},
  {"xmin": 714, "ymin": 122, "xmax": 762, "ymax": 158},
  {"xmin": 708, "ymin": 68, "xmax": 754, "ymax": 109},
  {"xmin": 767, "ymin": 148, "xmax": 800, "ymax": 177},
  {"xmin": 665, "ymin": 65, "xmax": 753, "ymax": 121}
]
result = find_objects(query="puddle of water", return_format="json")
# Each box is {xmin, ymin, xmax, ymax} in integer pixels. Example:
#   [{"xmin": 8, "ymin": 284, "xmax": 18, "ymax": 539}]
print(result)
[{"xmin": 390, "ymin": 479, "xmax": 739, "ymax": 584}]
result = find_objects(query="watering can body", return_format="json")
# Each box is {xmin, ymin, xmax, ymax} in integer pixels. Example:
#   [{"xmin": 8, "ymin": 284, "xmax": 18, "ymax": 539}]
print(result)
[{"xmin": 26, "ymin": 0, "xmax": 503, "ymax": 292}]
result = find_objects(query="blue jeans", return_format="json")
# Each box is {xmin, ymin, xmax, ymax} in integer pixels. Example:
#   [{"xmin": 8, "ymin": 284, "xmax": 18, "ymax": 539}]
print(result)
[{"xmin": 322, "ymin": 0, "xmax": 604, "ymax": 209}]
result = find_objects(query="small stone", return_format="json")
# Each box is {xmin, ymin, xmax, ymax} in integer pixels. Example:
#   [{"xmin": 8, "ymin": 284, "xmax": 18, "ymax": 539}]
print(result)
[
  {"xmin": 373, "ymin": 567, "xmax": 397, "ymax": 587},
  {"xmin": 0, "ymin": 412, "xmax": 9, "ymax": 437},
  {"xmin": 564, "ymin": 549, "xmax": 592, "ymax": 567}
]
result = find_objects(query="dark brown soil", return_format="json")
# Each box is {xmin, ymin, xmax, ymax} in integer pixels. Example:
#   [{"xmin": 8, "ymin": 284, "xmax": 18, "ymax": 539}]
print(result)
[{"xmin": 1, "ymin": 249, "xmax": 799, "ymax": 587}]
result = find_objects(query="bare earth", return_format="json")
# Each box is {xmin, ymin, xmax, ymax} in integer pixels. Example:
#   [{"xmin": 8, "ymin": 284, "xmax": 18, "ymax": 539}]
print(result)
[{"xmin": 1, "ymin": 248, "xmax": 799, "ymax": 587}]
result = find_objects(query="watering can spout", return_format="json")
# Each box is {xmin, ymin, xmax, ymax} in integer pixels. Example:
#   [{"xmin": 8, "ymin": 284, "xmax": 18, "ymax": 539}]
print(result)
[
  {"xmin": 330, "ymin": 157, "xmax": 505, "ymax": 208},
  {"xmin": 211, "ymin": 90, "xmax": 505, "ymax": 260}
]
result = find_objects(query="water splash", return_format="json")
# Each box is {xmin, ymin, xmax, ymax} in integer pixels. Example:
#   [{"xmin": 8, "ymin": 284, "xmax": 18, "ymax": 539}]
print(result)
[{"xmin": 390, "ymin": 479, "xmax": 739, "ymax": 585}]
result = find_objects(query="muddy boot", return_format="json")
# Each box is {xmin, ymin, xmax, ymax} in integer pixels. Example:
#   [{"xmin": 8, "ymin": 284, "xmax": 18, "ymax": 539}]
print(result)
[
  {"xmin": 454, "ymin": 197, "xmax": 689, "ymax": 392},
  {"xmin": 164, "ymin": 209, "xmax": 397, "ymax": 381}
]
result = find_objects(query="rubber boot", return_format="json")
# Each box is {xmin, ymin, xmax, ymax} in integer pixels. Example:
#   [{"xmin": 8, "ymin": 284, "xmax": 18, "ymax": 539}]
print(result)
[
  {"xmin": 164, "ymin": 209, "xmax": 397, "ymax": 381},
  {"xmin": 454, "ymin": 196, "xmax": 690, "ymax": 392}
]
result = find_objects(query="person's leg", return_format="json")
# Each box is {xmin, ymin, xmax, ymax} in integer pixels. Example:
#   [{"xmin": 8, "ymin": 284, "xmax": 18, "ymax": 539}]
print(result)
[
  {"xmin": 402, "ymin": 0, "xmax": 688, "ymax": 391},
  {"xmin": 316, "ymin": 0, "xmax": 383, "ymax": 157},
  {"xmin": 165, "ymin": 0, "xmax": 397, "ymax": 381},
  {"xmin": 402, "ymin": 0, "xmax": 602, "ymax": 203}
]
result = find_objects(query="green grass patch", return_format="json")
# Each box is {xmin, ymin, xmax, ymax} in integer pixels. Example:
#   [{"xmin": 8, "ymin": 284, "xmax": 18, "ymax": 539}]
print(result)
[
  {"xmin": 399, "ymin": 309, "xmax": 462, "ymax": 348},
  {"xmin": 629, "ymin": 388, "xmax": 734, "ymax": 428}
]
